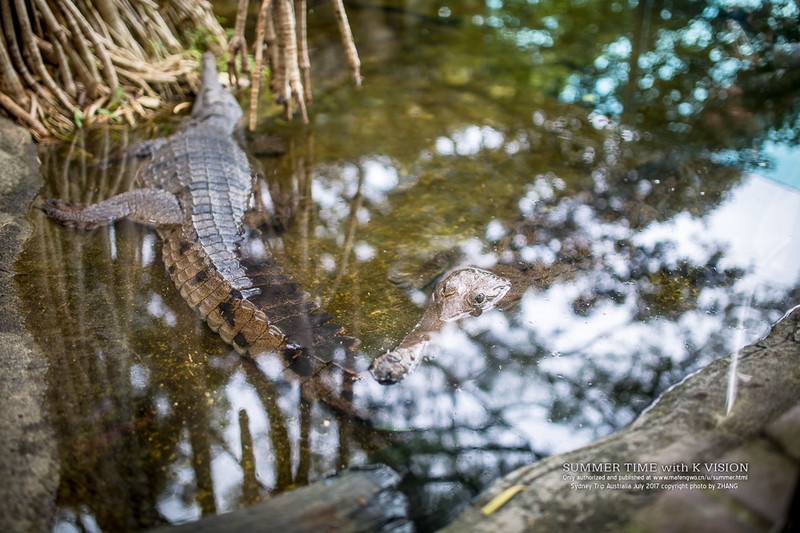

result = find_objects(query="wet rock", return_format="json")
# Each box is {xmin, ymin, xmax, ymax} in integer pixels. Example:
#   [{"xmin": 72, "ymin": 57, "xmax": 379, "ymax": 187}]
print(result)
[
  {"xmin": 765, "ymin": 404, "xmax": 800, "ymax": 461},
  {"xmin": 713, "ymin": 440, "xmax": 796, "ymax": 525},
  {"xmin": 146, "ymin": 465, "xmax": 411, "ymax": 533},
  {"xmin": 0, "ymin": 117, "xmax": 59, "ymax": 532},
  {"xmin": 441, "ymin": 306, "xmax": 800, "ymax": 532}
]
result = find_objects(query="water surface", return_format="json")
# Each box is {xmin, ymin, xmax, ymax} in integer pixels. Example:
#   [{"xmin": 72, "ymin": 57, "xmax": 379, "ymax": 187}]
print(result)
[{"xmin": 14, "ymin": 1, "xmax": 800, "ymax": 531}]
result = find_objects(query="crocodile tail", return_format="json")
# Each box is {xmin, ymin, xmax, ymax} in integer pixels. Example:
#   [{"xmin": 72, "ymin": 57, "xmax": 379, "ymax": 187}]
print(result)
[
  {"xmin": 160, "ymin": 227, "xmax": 285, "ymax": 355},
  {"xmin": 161, "ymin": 226, "xmax": 361, "ymax": 415},
  {"xmin": 240, "ymin": 257, "xmax": 362, "ymax": 413},
  {"xmin": 242, "ymin": 258, "xmax": 361, "ymax": 361}
]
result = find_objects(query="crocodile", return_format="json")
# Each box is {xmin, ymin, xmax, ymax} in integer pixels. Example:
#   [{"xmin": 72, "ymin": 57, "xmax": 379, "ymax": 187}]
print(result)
[
  {"xmin": 41, "ymin": 53, "xmax": 359, "ymax": 411},
  {"xmin": 370, "ymin": 266, "xmax": 511, "ymax": 384},
  {"xmin": 369, "ymin": 148, "xmax": 740, "ymax": 385},
  {"xmin": 369, "ymin": 261, "xmax": 572, "ymax": 384}
]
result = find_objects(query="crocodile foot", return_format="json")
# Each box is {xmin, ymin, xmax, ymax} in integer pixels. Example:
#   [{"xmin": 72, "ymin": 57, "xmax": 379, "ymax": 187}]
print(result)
[{"xmin": 38, "ymin": 199, "xmax": 104, "ymax": 230}]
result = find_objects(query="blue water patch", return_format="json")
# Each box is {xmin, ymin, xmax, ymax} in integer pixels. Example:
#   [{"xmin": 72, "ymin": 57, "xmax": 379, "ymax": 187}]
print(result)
[{"xmin": 761, "ymin": 141, "xmax": 800, "ymax": 190}]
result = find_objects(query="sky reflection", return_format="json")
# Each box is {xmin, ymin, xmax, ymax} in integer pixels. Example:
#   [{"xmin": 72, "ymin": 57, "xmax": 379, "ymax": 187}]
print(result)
[{"xmin": 23, "ymin": 1, "xmax": 800, "ymax": 532}]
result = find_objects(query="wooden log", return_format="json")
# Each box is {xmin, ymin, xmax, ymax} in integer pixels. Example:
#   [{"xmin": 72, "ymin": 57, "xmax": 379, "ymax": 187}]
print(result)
[
  {"xmin": 146, "ymin": 465, "xmax": 411, "ymax": 533},
  {"xmin": 441, "ymin": 307, "xmax": 800, "ymax": 533}
]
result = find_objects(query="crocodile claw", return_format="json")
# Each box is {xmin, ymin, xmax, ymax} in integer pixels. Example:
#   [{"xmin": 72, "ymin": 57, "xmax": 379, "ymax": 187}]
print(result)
[{"xmin": 38, "ymin": 199, "xmax": 102, "ymax": 230}]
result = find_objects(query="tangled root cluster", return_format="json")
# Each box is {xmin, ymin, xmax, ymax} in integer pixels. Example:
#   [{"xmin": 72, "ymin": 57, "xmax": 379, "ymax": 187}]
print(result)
[
  {"xmin": 0, "ymin": 0, "xmax": 227, "ymax": 137},
  {"xmin": 0, "ymin": 0, "xmax": 360, "ymax": 138},
  {"xmin": 228, "ymin": 0, "xmax": 361, "ymax": 129}
]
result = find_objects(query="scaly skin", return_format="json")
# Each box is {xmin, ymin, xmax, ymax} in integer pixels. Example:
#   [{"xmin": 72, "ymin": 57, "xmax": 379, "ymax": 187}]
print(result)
[
  {"xmin": 369, "ymin": 261, "xmax": 576, "ymax": 385},
  {"xmin": 160, "ymin": 225, "xmax": 284, "ymax": 355},
  {"xmin": 370, "ymin": 267, "xmax": 511, "ymax": 384},
  {"xmin": 41, "ymin": 53, "xmax": 360, "ymax": 413}
]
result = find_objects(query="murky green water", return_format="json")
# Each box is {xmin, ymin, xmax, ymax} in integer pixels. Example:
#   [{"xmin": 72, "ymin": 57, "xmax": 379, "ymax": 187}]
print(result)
[{"xmin": 13, "ymin": 1, "xmax": 800, "ymax": 531}]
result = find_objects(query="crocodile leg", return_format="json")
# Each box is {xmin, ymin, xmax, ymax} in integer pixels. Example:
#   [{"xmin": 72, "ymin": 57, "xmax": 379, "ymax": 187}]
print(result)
[{"xmin": 40, "ymin": 189, "xmax": 182, "ymax": 230}]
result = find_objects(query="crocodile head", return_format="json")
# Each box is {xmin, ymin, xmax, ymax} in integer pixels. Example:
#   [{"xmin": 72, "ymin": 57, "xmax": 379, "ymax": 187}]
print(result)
[
  {"xmin": 370, "ymin": 267, "xmax": 511, "ymax": 385},
  {"xmin": 429, "ymin": 266, "xmax": 512, "ymax": 321},
  {"xmin": 191, "ymin": 53, "xmax": 243, "ymax": 133}
]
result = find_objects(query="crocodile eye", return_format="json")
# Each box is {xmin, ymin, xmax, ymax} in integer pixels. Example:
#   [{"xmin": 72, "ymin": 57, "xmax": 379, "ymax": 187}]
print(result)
[{"xmin": 473, "ymin": 292, "xmax": 486, "ymax": 305}]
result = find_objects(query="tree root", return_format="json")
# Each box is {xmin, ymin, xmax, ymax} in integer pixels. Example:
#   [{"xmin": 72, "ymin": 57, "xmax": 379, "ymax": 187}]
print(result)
[
  {"xmin": 244, "ymin": 0, "xmax": 362, "ymax": 129},
  {"xmin": 0, "ymin": 0, "xmax": 227, "ymax": 138},
  {"xmin": 0, "ymin": 0, "xmax": 362, "ymax": 138},
  {"xmin": 250, "ymin": 0, "xmax": 273, "ymax": 131},
  {"xmin": 331, "ymin": 0, "xmax": 361, "ymax": 87},
  {"xmin": 228, "ymin": 0, "xmax": 251, "ymax": 89},
  {"xmin": 0, "ymin": 89, "xmax": 48, "ymax": 137}
]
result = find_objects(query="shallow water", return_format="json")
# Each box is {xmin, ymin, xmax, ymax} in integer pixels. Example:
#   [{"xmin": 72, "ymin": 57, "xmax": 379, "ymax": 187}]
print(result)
[{"xmin": 13, "ymin": 1, "xmax": 800, "ymax": 531}]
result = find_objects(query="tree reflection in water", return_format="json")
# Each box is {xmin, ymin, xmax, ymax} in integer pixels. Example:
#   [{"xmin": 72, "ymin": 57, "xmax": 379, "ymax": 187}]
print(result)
[{"xmin": 13, "ymin": 0, "xmax": 800, "ymax": 531}]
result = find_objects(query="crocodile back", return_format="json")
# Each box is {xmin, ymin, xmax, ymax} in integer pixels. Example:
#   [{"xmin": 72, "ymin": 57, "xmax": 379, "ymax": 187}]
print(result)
[{"xmin": 139, "ymin": 127, "xmax": 255, "ymax": 294}]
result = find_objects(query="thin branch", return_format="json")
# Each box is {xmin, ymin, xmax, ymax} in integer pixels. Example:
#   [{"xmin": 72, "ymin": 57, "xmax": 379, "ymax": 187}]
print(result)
[
  {"xmin": 331, "ymin": 0, "xmax": 361, "ymax": 86},
  {"xmin": 0, "ymin": 20, "xmax": 27, "ymax": 105},
  {"xmin": 138, "ymin": 3, "xmax": 182, "ymax": 55},
  {"xmin": 13, "ymin": 0, "xmax": 76, "ymax": 111},
  {"xmin": 265, "ymin": 1, "xmax": 278, "ymax": 82},
  {"xmin": 0, "ymin": 89, "xmax": 49, "ymax": 138},
  {"xmin": 249, "ymin": 0, "xmax": 272, "ymax": 131},
  {"xmin": 57, "ymin": 0, "xmax": 120, "ymax": 95},
  {"xmin": 57, "ymin": 40, "xmax": 77, "ymax": 96},
  {"xmin": 274, "ymin": 0, "xmax": 307, "ymax": 122},
  {"xmin": 271, "ymin": 0, "xmax": 289, "ymax": 110},
  {"xmin": 33, "ymin": 0, "xmax": 89, "ymax": 97},
  {"xmin": 294, "ymin": 0, "xmax": 311, "ymax": 104},
  {"xmin": 2, "ymin": 0, "xmax": 46, "ymax": 101},
  {"xmin": 228, "ymin": 0, "xmax": 251, "ymax": 88},
  {"xmin": 91, "ymin": 0, "xmax": 145, "ymax": 58},
  {"xmin": 56, "ymin": 0, "xmax": 103, "ymax": 90}
]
